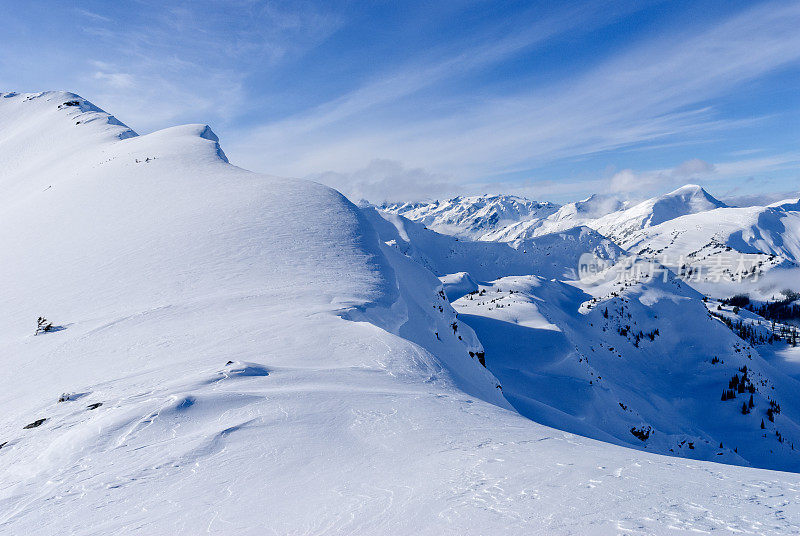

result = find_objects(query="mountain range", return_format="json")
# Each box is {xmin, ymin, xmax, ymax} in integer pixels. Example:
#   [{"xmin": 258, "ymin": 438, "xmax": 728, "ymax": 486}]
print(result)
[{"xmin": 2, "ymin": 91, "xmax": 800, "ymax": 534}]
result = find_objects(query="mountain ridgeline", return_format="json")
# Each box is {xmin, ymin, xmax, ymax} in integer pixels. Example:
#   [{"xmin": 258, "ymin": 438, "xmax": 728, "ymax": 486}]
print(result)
[
  {"xmin": 2, "ymin": 91, "xmax": 800, "ymax": 533},
  {"xmin": 376, "ymin": 184, "xmax": 800, "ymax": 472}
]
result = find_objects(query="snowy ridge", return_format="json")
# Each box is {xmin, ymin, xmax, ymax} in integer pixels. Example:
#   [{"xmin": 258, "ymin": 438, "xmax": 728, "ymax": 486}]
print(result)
[
  {"xmin": 589, "ymin": 184, "xmax": 729, "ymax": 244},
  {"xmin": 382, "ymin": 194, "xmax": 559, "ymax": 240},
  {"xmin": 483, "ymin": 193, "xmax": 628, "ymax": 241},
  {"xmin": 0, "ymin": 91, "xmax": 137, "ymax": 206},
  {"xmin": 2, "ymin": 92, "xmax": 800, "ymax": 534}
]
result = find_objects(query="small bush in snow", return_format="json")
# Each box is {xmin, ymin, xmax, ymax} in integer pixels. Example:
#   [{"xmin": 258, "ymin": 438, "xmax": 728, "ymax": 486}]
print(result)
[{"xmin": 35, "ymin": 317, "xmax": 53, "ymax": 335}]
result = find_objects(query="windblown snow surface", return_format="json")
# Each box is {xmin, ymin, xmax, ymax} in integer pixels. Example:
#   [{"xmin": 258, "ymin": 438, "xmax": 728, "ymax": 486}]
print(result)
[{"xmin": 1, "ymin": 92, "xmax": 800, "ymax": 535}]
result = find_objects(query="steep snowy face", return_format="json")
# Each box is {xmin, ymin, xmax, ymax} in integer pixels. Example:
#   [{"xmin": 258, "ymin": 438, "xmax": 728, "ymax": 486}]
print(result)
[
  {"xmin": 590, "ymin": 184, "xmax": 727, "ymax": 243},
  {"xmin": 613, "ymin": 199, "xmax": 800, "ymax": 297},
  {"xmin": 453, "ymin": 268, "xmax": 800, "ymax": 473},
  {"xmin": 382, "ymin": 194, "xmax": 560, "ymax": 240}
]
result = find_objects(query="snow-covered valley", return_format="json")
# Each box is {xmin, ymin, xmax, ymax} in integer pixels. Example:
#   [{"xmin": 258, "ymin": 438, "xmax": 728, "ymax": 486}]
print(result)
[{"xmin": 2, "ymin": 91, "xmax": 800, "ymax": 534}]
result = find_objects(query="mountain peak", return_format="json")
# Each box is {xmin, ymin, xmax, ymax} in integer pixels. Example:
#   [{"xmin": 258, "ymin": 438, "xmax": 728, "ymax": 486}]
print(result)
[
  {"xmin": 589, "ymin": 184, "xmax": 728, "ymax": 241},
  {"xmin": 0, "ymin": 90, "xmax": 137, "ymax": 140},
  {"xmin": 671, "ymin": 183, "xmax": 703, "ymax": 193},
  {"xmin": 658, "ymin": 183, "xmax": 727, "ymax": 212},
  {"xmin": 666, "ymin": 184, "xmax": 726, "ymax": 206}
]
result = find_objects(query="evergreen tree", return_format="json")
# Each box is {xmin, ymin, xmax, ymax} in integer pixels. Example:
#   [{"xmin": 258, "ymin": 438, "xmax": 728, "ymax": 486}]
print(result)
[{"xmin": 35, "ymin": 316, "xmax": 53, "ymax": 335}]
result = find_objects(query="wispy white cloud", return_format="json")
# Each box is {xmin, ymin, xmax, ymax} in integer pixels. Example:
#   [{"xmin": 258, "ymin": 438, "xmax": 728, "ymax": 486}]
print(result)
[
  {"xmin": 461, "ymin": 149, "xmax": 800, "ymax": 204},
  {"xmin": 92, "ymin": 70, "xmax": 134, "ymax": 89},
  {"xmin": 64, "ymin": 1, "xmax": 344, "ymax": 131},
  {"xmin": 604, "ymin": 158, "xmax": 718, "ymax": 194},
  {"xmin": 594, "ymin": 152, "xmax": 800, "ymax": 198},
  {"xmin": 226, "ymin": 4, "xmax": 608, "ymax": 172},
  {"xmin": 225, "ymin": 1, "xmax": 800, "ymax": 199},
  {"xmin": 5, "ymin": 1, "xmax": 798, "ymax": 204},
  {"xmin": 714, "ymin": 153, "xmax": 800, "ymax": 177},
  {"xmin": 721, "ymin": 190, "xmax": 800, "ymax": 207},
  {"xmin": 312, "ymin": 159, "xmax": 459, "ymax": 203},
  {"xmin": 77, "ymin": 9, "xmax": 111, "ymax": 23}
]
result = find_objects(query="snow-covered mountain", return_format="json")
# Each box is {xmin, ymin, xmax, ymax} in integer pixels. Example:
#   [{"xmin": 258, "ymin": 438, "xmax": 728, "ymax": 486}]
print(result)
[
  {"xmin": 482, "ymin": 193, "xmax": 628, "ymax": 241},
  {"xmin": 453, "ymin": 267, "xmax": 800, "ymax": 472},
  {"xmin": 383, "ymin": 184, "xmax": 800, "ymax": 296},
  {"xmin": 609, "ymin": 198, "xmax": 800, "ymax": 297},
  {"xmin": 3, "ymin": 92, "xmax": 800, "ymax": 534},
  {"xmin": 383, "ymin": 185, "xmax": 729, "ymax": 245},
  {"xmin": 384, "ymin": 185, "xmax": 725, "ymax": 244},
  {"xmin": 370, "ymin": 199, "xmax": 800, "ymax": 472},
  {"xmin": 382, "ymin": 194, "xmax": 559, "ymax": 240},
  {"xmin": 362, "ymin": 206, "xmax": 625, "ymax": 282},
  {"xmin": 588, "ymin": 184, "xmax": 729, "ymax": 244}
]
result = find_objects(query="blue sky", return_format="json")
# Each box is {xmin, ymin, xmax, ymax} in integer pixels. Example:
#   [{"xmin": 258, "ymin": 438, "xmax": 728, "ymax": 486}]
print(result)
[{"xmin": 2, "ymin": 0, "xmax": 799, "ymax": 203}]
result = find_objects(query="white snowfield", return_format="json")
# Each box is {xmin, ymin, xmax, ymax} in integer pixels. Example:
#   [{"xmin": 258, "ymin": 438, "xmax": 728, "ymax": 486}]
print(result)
[{"xmin": 1, "ymin": 92, "xmax": 800, "ymax": 535}]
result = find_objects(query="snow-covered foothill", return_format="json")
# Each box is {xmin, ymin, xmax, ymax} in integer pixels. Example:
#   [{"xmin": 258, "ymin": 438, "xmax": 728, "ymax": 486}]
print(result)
[
  {"xmin": 439, "ymin": 271, "xmax": 479, "ymax": 301},
  {"xmin": 453, "ymin": 265, "xmax": 800, "ymax": 473}
]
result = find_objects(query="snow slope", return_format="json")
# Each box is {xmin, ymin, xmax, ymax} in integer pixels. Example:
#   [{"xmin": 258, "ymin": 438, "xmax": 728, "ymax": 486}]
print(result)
[
  {"xmin": 0, "ymin": 92, "xmax": 135, "ymax": 207},
  {"xmin": 588, "ymin": 185, "xmax": 728, "ymax": 244},
  {"xmin": 453, "ymin": 266, "xmax": 800, "ymax": 473},
  {"xmin": 608, "ymin": 198, "xmax": 800, "ymax": 298},
  {"xmin": 2, "ymin": 92, "xmax": 800, "ymax": 534}
]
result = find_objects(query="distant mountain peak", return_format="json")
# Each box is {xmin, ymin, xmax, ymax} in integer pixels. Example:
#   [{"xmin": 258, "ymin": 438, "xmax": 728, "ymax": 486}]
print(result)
[
  {"xmin": 664, "ymin": 183, "xmax": 727, "ymax": 208},
  {"xmin": 382, "ymin": 194, "xmax": 560, "ymax": 240}
]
